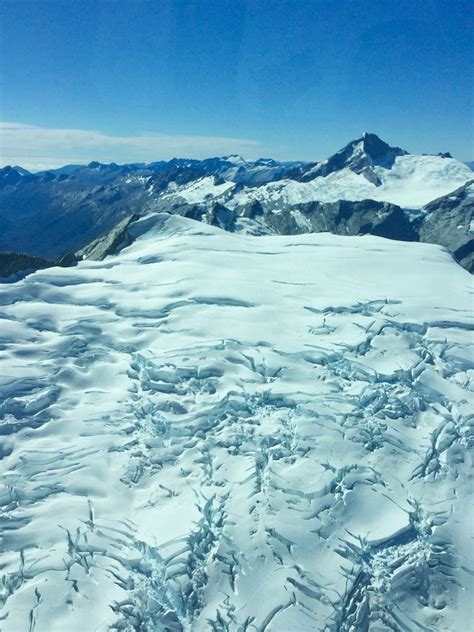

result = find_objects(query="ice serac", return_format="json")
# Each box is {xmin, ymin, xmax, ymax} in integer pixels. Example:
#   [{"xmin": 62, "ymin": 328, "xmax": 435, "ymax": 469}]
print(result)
[{"xmin": 0, "ymin": 214, "xmax": 472, "ymax": 631}]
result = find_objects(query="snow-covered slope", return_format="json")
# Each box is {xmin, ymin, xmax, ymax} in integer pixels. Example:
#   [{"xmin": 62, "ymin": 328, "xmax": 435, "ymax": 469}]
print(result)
[
  {"xmin": 0, "ymin": 215, "xmax": 473, "ymax": 631},
  {"xmin": 1, "ymin": 134, "xmax": 472, "ymax": 262},
  {"xmin": 370, "ymin": 154, "xmax": 474, "ymax": 206},
  {"xmin": 165, "ymin": 154, "xmax": 472, "ymax": 210},
  {"xmin": 162, "ymin": 176, "xmax": 235, "ymax": 204}
]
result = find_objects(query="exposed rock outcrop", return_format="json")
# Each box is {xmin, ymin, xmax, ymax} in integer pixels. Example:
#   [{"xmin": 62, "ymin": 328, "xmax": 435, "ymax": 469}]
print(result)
[
  {"xmin": 418, "ymin": 180, "xmax": 474, "ymax": 272},
  {"xmin": 58, "ymin": 214, "xmax": 139, "ymax": 265},
  {"xmin": 0, "ymin": 251, "xmax": 52, "ymax": 281}
]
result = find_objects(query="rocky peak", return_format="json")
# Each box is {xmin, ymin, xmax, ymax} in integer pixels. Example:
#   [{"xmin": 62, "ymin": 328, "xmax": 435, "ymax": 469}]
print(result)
[
  {"xmin": 359, "ymin": 132, "xmax": 408, "ymax": 163},
  {"xmin": 297, "ymin": 133, "xmax": 408, "ymax": 184},
  {"xmin": 0, "ymin": 165, "xmax": 37, "ymax": 189}
]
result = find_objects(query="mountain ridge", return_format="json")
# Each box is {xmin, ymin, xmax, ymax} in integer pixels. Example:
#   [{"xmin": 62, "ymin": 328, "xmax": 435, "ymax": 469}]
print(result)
[
  {"xmin": 0, "ymin": 133, "xmax": 472, "ymax": 271},
  {"xmin": 2, "ymin": 132, "xmax": 464, "ymax": 177}
]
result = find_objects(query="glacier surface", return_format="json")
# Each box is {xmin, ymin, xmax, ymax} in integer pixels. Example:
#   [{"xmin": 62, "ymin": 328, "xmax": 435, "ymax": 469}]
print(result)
[{"xmin": 0, "ymin": 214, "xmax": 473, "ymax": 631}]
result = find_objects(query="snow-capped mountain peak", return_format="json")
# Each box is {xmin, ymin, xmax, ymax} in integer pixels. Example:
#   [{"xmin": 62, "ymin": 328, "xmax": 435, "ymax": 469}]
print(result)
[
  {"xmin": 221, "ymin": 154, "xmax": 248, "ymax": 166},
  {"xmin": 296, "ymin": 133, "xmax": 409, "ymax": 183},
  {"xmin": 0, "ymin": 165, "xmax": 35, "ymax": 189},
  {"xmin": 359, "ymin": 131, "xmax": 408, "ymax": 163},
  {"xmin": 12, "ymin": 165, "xmax": 33, "ymax": 176},
  {"xmin": 1, "ymin": 133, "xmax": 472, "ymax": 268}
]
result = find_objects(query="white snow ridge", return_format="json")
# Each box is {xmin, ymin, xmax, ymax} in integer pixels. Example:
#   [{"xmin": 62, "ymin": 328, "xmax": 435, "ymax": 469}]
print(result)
[{"xmin": 0, "ymin": 214, "xmax": 473, "ymax": 631}]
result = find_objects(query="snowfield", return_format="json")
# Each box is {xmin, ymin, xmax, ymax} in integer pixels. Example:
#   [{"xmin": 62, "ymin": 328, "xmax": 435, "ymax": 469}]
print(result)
[
  {"xmin": 164, "ymin": 155, "xmax": 473, "ymax": 210},
  {"xmin": 162, "ymin": 177, "xmax": 236, "ymax": 204},
  {"xmin": 0, "ymin": 214, "xmax": 473, "ymax": 631}
]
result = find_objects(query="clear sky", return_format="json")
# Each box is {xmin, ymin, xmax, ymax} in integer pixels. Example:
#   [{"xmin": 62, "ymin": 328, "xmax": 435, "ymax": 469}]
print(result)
[{"xmin": 0, "ymin": 0, "xmax": 473, "ymax": 169}]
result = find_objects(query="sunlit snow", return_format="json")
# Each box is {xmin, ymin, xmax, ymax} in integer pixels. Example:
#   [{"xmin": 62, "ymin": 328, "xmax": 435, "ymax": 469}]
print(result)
[
  {"xmin": 0, "ymin": 215, "xmax": 472, "ymax": 630},
  {"xmin": 163, "ymin": 155, "xmax": 472, "ymax": 210}
]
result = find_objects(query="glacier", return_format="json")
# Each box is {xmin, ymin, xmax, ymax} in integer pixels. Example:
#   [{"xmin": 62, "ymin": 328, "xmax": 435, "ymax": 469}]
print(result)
[
  {"xmin": 162, "ymin": 154, "xmax": 473, "ymax": 211},
  {"xmin": 0, "ymin": 214, "xmax": 473, "ymax": 631}
]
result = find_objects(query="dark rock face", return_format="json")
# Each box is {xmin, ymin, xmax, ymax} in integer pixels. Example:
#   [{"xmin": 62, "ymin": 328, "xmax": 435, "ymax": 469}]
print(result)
[
  {"xmin": 369, "ymin": 207, "xmax": 418, "ymax": 241},
  {"xmin": 204, "ymin": 203, "xmax": 235, "ymax": 231},
  {"xmin": 287, "ymin": 133, "xmax": 408, "ymax": 183},
  {"xmin": 74, "ymin": 214, "xmax": 139, "ymax": 261},
  {"xmin": 0, "ymin": 251, "xmax": 51, "ymax": 281},
  {"xmin": 240, "ymin": 200, "xmax": 264, "ymax": 219},
  {"xmin": 0, "ymin": 166, "xmax": 36, "ymax": 190},
  {"xmin": 452, "ymin": 240, "xmax": 474, "ymax": 272},
  {"xmin": 418, "ymin": 180, "xmax": 474, "ymax": 272},
  {"xmin": 56, "ymin": 214, "xmax": 138, "ymax": 266},
  {"xmin": 359, "ymin": 167, "xmax": 382, "ymax": 186},
  {"xmin": 261, "ymin": 199, "xmax": 418, "ymax": 242},
  {"xmin": 182, "ymin": 205, "xmax": 206, "ymax": 221}
]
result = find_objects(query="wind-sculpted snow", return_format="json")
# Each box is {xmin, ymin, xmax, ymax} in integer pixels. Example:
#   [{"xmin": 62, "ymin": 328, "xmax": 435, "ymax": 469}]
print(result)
[{"xmin": 0, "ymin": 214, "xmax": 472, "ymax": 631}]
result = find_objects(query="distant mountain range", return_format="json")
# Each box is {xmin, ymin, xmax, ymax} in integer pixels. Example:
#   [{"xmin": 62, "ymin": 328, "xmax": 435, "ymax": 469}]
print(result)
[
  {"xmin": 2, "ymin": 133, "xmax": 472, "ymax": 632},
  {"xmin": 0, "ymin": 133, "xmax": 473, "ymax": 277}
]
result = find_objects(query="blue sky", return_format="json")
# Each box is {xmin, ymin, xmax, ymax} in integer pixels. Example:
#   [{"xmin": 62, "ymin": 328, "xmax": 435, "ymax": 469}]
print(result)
[{"xmin": 0, "ymin": 0, "xmax": 472, "ymax": 168}]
